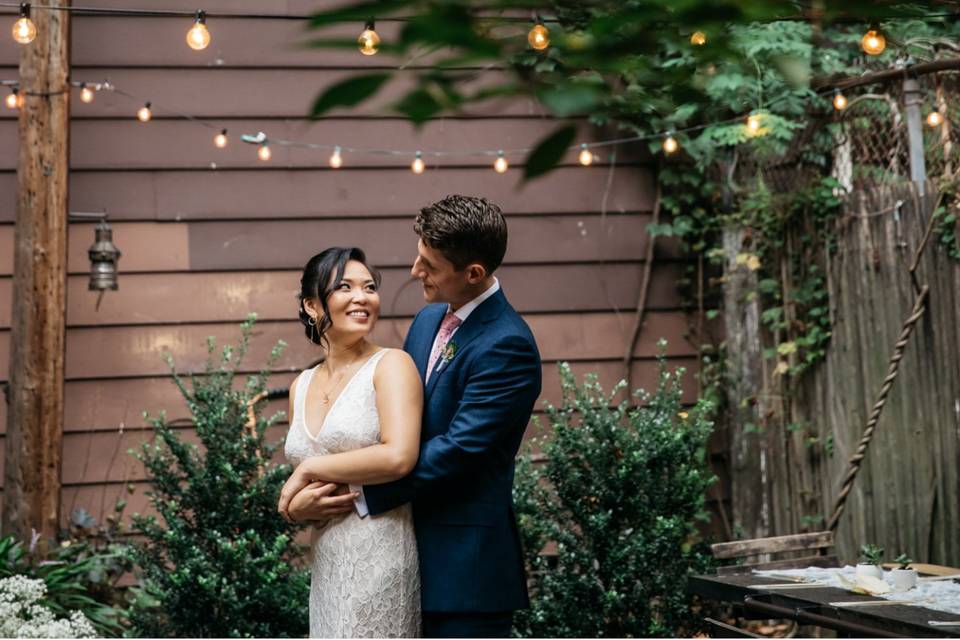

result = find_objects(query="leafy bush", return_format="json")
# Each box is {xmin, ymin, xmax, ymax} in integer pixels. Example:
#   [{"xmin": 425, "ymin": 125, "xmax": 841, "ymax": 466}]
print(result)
[
  {"xmin": 513, "ymin": 351, "xmax": 716, "ymax": 637},
  {"xmin": 125, "ymin": 315, "xmax": 310, "ymax": 637}
]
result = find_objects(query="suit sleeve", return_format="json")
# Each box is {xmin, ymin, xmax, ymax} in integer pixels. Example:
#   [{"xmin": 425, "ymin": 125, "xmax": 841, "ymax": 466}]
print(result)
[{"xmin": 364, "ymin": 334, "xmax": 541, "ymax": 515}]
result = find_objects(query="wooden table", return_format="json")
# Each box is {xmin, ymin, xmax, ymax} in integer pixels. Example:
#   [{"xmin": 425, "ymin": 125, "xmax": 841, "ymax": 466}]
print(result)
[{"xmin": 690, "ymin": 572, "xmax": 960, "ymax": 638}]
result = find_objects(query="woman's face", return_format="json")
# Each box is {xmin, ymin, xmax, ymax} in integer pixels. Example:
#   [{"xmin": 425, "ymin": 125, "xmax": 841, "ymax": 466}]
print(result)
[{"xmin": 315, "ymin": 260, "xmax": 381, "ymax": 342}]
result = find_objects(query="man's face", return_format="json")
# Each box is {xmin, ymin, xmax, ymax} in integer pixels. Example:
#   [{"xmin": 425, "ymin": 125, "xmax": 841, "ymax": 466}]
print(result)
[{"xmin": 411, "ymin": 239, "xmax": 470, "ymax": 305}]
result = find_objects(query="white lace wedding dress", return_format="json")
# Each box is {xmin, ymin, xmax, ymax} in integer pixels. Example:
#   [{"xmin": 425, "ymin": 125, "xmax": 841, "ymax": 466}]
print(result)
[{"xmin": 284, "ymin": 349, "xmax": 421, "ymax": 638}]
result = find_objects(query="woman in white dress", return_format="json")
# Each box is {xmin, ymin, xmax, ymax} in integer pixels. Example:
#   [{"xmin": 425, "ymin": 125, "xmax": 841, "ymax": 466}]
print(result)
[{"xmin": 279, "ymin": 247, "xmax": 423, "ymax": 638}]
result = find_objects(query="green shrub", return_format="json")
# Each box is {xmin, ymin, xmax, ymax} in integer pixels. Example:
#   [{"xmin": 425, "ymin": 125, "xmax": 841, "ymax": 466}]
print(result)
[
  {"xmin": 513, "ymin": 351, "xmax": 716, "ymax": 637},
  {"xmin": 125, "ymin": 315, "xmax": 310, "ymax": 637}
]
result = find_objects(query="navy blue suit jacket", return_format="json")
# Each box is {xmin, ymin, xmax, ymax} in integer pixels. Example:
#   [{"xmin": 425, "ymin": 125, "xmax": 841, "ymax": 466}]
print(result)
[{"xmin": 363, "ymin": 288, "xmax": 541, "ymax": 613}]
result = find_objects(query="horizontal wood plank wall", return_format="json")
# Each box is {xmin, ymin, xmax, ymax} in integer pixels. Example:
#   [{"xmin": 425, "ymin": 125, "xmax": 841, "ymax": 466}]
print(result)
[{"xmin": 0, "ymin": 5, "xmax": 726, "ymax": 534}]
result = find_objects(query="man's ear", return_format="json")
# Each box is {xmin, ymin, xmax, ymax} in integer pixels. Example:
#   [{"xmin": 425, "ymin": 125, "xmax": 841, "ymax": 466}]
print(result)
[{"xmin": 465, "ymin": 263, "xmax": 488, "ymax": 284}]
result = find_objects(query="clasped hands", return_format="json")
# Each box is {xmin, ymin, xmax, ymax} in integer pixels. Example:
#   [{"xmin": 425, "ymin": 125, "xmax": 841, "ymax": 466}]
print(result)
[{"xmin": 277, "ymin": 466, "xmax": 359, "ymax": 525}]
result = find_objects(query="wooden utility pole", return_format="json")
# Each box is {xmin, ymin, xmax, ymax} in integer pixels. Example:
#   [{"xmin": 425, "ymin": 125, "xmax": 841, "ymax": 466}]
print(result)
[{"xmin": 3, "ymin": 1, "xmax": 71, "ymax": 543}]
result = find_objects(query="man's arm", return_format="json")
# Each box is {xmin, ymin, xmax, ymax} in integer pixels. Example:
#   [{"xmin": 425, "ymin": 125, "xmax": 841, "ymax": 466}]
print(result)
[{"xmin": 364, "ymin": 334, "xmax": 541, "ymax": 515}]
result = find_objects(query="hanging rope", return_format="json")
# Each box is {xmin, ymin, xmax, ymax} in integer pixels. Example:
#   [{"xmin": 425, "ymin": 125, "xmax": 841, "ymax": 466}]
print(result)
[
  {"xmin": 826, "ymin": 283, "xmax": 929, "ymax": 532},
  {"xmin": 622, "ymin": 180, "xmax": 661, "ymax": 390}
]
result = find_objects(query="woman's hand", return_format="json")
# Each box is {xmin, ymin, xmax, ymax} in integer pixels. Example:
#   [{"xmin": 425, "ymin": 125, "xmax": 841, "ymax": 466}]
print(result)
[{"xmin": 278, "ymin": 467, "xmax": 312, "ymax": 523}]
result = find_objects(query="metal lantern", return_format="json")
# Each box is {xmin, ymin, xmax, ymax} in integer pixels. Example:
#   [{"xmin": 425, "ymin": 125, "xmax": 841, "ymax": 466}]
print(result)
[{"xmin": 87, "ymin": 219, "xmax": 121, "ymax": 291}]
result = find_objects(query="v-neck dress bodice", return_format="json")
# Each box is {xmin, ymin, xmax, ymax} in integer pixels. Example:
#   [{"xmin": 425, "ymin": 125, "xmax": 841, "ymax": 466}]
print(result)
[{"xmin": 283, "ymin": 349, "xmax": 421, "ymax": 638}]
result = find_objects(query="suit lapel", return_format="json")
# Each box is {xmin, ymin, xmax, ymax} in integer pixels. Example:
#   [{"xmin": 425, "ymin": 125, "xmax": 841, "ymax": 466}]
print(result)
[{"xmin": 424, "ymin": 290, "xmax": 506, "ymax": 400}]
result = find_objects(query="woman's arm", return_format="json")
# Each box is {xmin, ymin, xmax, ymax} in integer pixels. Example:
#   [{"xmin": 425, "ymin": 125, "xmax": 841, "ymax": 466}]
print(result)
[{"xmin": 278, "ymin": 349, "xmax": 422, "ymax": 515}]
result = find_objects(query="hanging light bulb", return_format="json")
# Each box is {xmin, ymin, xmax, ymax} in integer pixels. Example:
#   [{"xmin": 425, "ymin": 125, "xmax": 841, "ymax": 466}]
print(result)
[
  {"xmin": 926, "ymin": 111, "xmax": 943, "ymax": 127},
  {"xmin": 358, "ymin": 19, "xmax": 380, "ymax": 56},
  {"xmin": 832, "ymin": 90, "xmax": 847, "ymax": 110},
  {"xmin": 746, "ymin": 112, "xmax": 763, "ymax": 135},
  {"xmin": 528, "ymin": 18, "xmax": 549, "ymax": 51},
  {"xmin": 494, "ymin": 150, "xmax": 509, "ymax": 174},
  {"xmin": 690, "ymin": 31, "xmax": 707, "ymax": 46},
  {"xmin": 5, "ymin": 87, "xmax": 19, "ymax": 110},
  {"xmin": 12, "ymin": 3, "xmax": 36, "ymax": 45},
  {"xmin": 79, "ymin": 83, "xmax": 95, "ymax": 104},
  {"xmin": 577, "ymin": 144, "xmax": 594, "ymax": 166},
  {"xmin": 258, "ymin": 142, "xmax": 271, "ymax": 161},
  {"xmin": 137, "ymin": 102, "xmax": 152, "ymax": 122},
  {"xmin": 663, "ymin": 134, "xmax": 679, "ymax": 154},
  {"xmin": 214, "ymin": 128, "xmax": 228, "ymax": 148},
  {"xmin": 186, "ymin": 10, "xmax": 211, "ymax": 51},
  {"xmin": 411, "ymin": 151, "xmax": 425, "ymax": 175},
  {"xmin": 329, "ymin": 146, "xmax": 343, "ymax": 169},
  {"xmin": 861, "ymin": 28, "xmax": 886, "ymax": 56}
]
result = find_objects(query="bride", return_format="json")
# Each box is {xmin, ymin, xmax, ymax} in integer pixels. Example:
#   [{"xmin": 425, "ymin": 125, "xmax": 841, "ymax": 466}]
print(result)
[{"xmin": 279, "ymin": 247, "xmax": 423, "ymax": 638}]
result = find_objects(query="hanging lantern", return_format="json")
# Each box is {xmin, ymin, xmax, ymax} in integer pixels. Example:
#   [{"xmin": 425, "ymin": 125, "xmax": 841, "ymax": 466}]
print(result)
[{"xmin": 88, "ymin": 219, "xmax": 122, "ymax": 291}]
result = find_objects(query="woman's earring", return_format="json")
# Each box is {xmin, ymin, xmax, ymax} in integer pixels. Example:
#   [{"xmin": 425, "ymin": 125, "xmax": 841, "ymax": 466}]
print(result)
[{"xmin": 308, "ymin": 315, "xmax": 318, "ymax": 342}]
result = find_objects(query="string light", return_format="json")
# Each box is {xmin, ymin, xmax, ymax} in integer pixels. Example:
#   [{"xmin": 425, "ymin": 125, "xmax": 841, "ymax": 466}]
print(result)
[
  {"xmin": 137, "ymin": 102, "xmax": 152, "ymax": 122},
  {"xmin": 663, "ymin": 134, "xmax": 679, "ymax": 154},
  {"xmin": 79, "ymin": 83, "xmax": 95, "ymax": 103},
  {"xmin": 494, "ymin": 150, "xmax": 509, "ymax": 174},
  {"xmin": 12, "ymin": 3, "xmax": 36, "ymax": 45},
  {"xmin": 186, "ymin": 10, "xmax": 211, "ymax": 51},
  {"xmin": 214, "ymin": 128, "xmax": 228, "ymax": 148},
  {"xmin": 411, "ymin": 151, "xmax": 425, "ymax": 174},
  {"xmin": 832, "ymin": 90, "xmax": 847, "ymax": 110},
  {"xmin": 861, "ymin": 28, "xmax": 886, "ymax": 56},
  {"xmin": 690, "ymin": 31, "xmax": 706, "ymax": 46},
  {"xmin": 926, "ymin": 111, "xmax": 943, "ymax": 127},
  {"xmin": 357, "ymin": 19, "xmax": 379, "ymax": 56},
  {"xmin": 329, "ymin": 145, "xmax": 343, "ymax": 168},
  {"xmin": 5, "ymin": 87, "xmax": 19, "ymax": 110},
  {"xmin": 528, "ymin": 17, "xmax": 549, "ymax": 51},
  {"xmin": 578, "ymin": 144, "xmax": 594, "ymax": 166},
  {"xmin": 746, "ymin": 112, "xmax": 763, "ymax": 135},
  {"xmin": 258, "ymin": 142, "xmax": 271, "ymax": 161}
]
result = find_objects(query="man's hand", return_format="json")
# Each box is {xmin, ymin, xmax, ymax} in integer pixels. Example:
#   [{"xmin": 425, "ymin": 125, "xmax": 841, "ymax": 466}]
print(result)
[{"xmin": 283, "ymin": 481, "xmax": 358, "ymax": 524}]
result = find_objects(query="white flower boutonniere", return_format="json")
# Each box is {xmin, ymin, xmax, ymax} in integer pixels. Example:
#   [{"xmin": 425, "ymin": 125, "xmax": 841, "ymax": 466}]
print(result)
[{"xmin": 440, "ymin": 341, "xmax": 457, "ymax": 367}]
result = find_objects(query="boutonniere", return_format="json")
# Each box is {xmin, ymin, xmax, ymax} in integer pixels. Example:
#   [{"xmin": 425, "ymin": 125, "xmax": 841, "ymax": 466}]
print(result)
[{"xmin": 441, "ymin": 341, "xmax": 457, "ymax": 365}]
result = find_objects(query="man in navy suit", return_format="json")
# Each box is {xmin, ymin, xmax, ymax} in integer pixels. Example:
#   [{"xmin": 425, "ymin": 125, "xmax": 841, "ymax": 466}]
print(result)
[{"xmin": 360, "ymin": 194, "xmax": 542, "ymax": 638}]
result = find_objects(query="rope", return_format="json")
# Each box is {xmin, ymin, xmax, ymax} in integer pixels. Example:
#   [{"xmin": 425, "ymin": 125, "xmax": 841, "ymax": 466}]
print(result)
[{"xmin": 826, "ymin": 283, "xmax": 929, "ymax": 532}]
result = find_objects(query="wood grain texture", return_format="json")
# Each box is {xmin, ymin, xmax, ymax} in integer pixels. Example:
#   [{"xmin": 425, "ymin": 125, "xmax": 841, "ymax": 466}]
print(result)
[{"xmin": 711, "ymin": 531, "xmax": 833, "ymax": 560}]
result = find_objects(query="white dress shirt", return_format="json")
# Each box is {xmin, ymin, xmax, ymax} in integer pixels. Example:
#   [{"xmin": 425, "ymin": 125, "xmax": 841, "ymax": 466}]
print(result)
[{"xmin": 353, "ymin": 278, "xmax": 501, "ymax": 517}]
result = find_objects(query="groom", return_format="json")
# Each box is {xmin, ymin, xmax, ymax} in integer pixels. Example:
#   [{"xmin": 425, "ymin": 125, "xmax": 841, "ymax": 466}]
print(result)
[{"xmin": 369, "ymin": 194, "xmax": 542, "ymax": 637}]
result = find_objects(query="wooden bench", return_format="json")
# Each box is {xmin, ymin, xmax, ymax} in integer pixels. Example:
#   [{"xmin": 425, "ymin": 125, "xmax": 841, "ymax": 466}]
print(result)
[{"xmin": 711, "ymin": 531, "xmax": 836, "ymax": 575}]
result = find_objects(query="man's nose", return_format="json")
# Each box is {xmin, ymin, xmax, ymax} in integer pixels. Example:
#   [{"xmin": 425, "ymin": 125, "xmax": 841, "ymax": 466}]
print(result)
[{"xmin": 411, "ymin": 258, "xmax": 422, "ymax": 278}]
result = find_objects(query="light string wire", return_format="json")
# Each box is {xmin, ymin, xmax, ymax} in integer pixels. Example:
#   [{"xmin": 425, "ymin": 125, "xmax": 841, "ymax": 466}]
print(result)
[{"xmin": 0, "ymin": 74, "xmax": 922, "ymax": 161}]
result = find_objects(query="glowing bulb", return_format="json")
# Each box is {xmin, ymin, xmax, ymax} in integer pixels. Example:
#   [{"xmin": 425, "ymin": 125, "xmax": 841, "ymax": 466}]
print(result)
[
  {"xmin": 861, "ymin": 29, "xmax": 886, "ymax": 56},
  {"xmin": 12, "ymin": 4, "xmax": 36, "ymax": 45},
  {"xmin": 258, "ymin": 143, "xmax": 271, "ymax": 161},
  {"xmin": 746, "ymin": 113, "xmax": 763, "ymax": 134},
  {"xmin": 5, "ymin": 89, "xmax": 18, "ymax": 110},
  {"xmin": 79, "ymin": 83, "xmax": 95, "ymax": 103},
  {"xmin": 578, "ymin": 144, "xmax": 593, "ymax": 166},
  {"xmin": 186, "ymin": 10, "xmax": 211, "ymax": 51},
  {"xmin": 927, "ymin": 111, "xmax": 943, "ymax": 127},
  {"xmin": 214, "ymin": 128, "xmax": 228, "ymax": 148},
  {"xmin": 528, "ymin": 22, "xmax": 549, "ymax": 51},
  {"xmin": 494, "ymin": 151, "xmax": 508, "ymax": 174},
  {"xmin": 690, "ymin": 31, "xmax": 706, "ymax": 46},
  {"xmin": 137, "ymin": 102, "xmax": 152, "ymax": 122},
  {"xmin": 358, "ymin": 20, "xmax": 380, "ymax": 56},
  {"xmin": 833, "ymin": 91, "xmax": 847, "ymax": 110},
  {"xmin": 411, "ymin": 151, "xmax": 425, "ymax": 175},
  {"xmin": 663, "ymin": 135, "xmax": 678, "ymax": 154},
  {"xmin": 329, "ymin": 146, "xmax": 343, "ymax": 169}
]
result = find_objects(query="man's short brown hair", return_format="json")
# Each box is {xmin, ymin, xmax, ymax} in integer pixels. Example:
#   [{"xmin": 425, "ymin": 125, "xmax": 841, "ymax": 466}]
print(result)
[{"xmin": 415, "ymin": 195, "xmax": 508, "ymax": 273}]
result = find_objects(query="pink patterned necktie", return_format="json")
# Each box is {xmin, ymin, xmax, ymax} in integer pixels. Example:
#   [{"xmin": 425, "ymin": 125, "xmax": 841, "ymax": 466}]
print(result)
[{"xmin": 427, "ymin": 311, "xmax": 462, "ymax": 382}]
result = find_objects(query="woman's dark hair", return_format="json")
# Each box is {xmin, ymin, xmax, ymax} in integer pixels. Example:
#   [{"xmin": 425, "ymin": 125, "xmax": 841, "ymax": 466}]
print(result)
[
  {"xmin": 298, "ymin": 247, "xmax": 381, "ymax": 348},
  {"xmin": 415, "ymin": 194, "xmax": 507, "ymax": 273}
]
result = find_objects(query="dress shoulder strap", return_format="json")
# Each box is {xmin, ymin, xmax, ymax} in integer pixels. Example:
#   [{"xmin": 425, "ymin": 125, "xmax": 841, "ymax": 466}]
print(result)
[{"xmin": 295, "ymin": 365, "xmax": 319, "ymax": 423}]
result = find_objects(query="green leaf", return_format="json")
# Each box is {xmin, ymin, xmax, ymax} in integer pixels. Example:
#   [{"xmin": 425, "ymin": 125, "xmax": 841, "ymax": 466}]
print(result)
[
  {"xmin": 311, "ymin": 73, "xmax": 391, "ymax": 118},
  {"xmin": 538, "ymin": 84, "xmax": 602, "ymax": 118},
  {"xmin": 392, "ymin": 88, "xmax": 443, "ymax": 124},
  {"xmin": 523, "ymin": 125, "xmax": 578, "ymax": 181}
]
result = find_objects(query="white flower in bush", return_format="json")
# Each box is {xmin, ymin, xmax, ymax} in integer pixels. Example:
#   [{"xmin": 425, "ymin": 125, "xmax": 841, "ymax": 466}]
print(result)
[{"xmin": 0, "ymin": 575, "xmax": 97, "ymax": 638}]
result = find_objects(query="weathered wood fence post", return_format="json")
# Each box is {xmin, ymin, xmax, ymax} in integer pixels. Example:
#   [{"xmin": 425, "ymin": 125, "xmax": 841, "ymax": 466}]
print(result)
[{"xmin": 2, "ymin": 0, "xmax": 71, "ymax": 543}]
